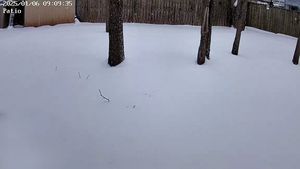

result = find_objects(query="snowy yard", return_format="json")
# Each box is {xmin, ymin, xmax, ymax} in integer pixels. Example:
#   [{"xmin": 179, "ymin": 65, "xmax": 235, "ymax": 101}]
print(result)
[{"xmin": 0, "ymin": 23, "xmax": 300, "ymax": 169}]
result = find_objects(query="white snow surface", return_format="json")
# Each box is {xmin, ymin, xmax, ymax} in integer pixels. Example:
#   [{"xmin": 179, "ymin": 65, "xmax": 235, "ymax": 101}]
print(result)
[{"xmin": 0, "ymin": 23, "xmax": 300, "ymax": 169}]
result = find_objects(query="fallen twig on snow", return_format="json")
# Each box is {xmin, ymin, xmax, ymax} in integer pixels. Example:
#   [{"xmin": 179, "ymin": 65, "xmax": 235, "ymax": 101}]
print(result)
[
  {"xmin": 98, "ymin": 89, "xmax": 110, "ymax": 102},
  {"xmin": 78, "ymin": 72, "xmax": 82, "ymax": 79}
]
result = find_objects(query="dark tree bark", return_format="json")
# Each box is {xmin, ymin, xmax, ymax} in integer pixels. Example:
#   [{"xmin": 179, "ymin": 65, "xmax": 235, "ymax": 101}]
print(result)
[
  {"xmin": 227, "ymin": 0, "xmax": 235, "ymax": 26},
  {"xmin": 292, "ymin": 37, "xmax": 300, "ymax": 65},
  {"xmin": 197, "ymin": 0, "xmax": 213, "ymax": 65},
  {"xmin": 232, "ymin": 27, "xmax": 242, "ymax": 55},
  {"xmin": 108, "ymin": 0, "xmax": 125, "ymax": 66},
  {"xmin": 231, "ymin": 0, "xmax": 248, "ymax": 55},
  {"xmin": 106, "ymin": 0, "xmax": 110, "ymax": 33},
  {"xmin": 206, "ymin": 0, "xmax": 214, "ymax": 60}
]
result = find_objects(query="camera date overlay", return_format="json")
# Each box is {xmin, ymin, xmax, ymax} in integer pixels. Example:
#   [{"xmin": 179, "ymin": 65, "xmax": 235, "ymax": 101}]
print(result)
[{"xmin": 1, "ymin": 1, "xmax": 73, "ymax": 14}]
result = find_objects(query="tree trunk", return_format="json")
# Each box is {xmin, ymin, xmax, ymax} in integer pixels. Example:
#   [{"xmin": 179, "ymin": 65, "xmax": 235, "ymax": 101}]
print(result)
[
  {"xmin": 206, "ymin": 26, "xmax": 212, "ymax": 60},
  {"xmin": 197, "ymin": 0, "xmax": 212, "ymax": 65},
  {"xmin": 206, "ymin": 0, "xmax": 214, "ymax": 60},
  {"xmin": 108, "ymin": 0, "xmax": 125, "ymax": 66},
  {"xmin": 292, "ymin": 37, "xmax": 300, "ymax": 65},
  {"xmin": 198, "ymin": 31, "xmax": 208, "ymax": 65},
  {"xmin": 106, "ymin": 0, "xmax": 110, "ymax": 33},
  {"xmin": 232, "ymin": 27, "xmax": 242, "ymax": 55},
  {"xmin": 231, "ymin": 0, "xmax": 248, "ymax": 55}
]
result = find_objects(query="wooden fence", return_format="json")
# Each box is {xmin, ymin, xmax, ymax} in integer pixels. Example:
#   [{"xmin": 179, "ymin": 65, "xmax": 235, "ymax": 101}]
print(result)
[
  {"xmin": 77, "ymin": 0, "xmax": 233, "ymax": 26},
  {"xmin": 247, "ymin": 2, "xmax": 300, "ymax": 37},
  {"xmin": 76, "ymin": 0, "xmax": 299, "ymax": 37}
]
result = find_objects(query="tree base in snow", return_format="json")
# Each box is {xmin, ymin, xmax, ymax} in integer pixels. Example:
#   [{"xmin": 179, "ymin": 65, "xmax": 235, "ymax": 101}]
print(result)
[
  {"xmin": 197, "ymin": 34, "xmax": 208, "ymax": 65},
  {"xmin": 292, "ymin": 38, "xmax": 299, "ymax": 65},
  {"xmin": 232, "ymin": 28, "xmax": 242, "ymax": 56}
]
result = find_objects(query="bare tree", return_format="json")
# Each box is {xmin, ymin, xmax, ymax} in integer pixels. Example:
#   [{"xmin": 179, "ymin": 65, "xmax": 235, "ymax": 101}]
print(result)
[
  {"xmin": 108, "ymin": 0, "xmax": 125, "ymax": 66},
  {"xmin": 292, "ymin": 37, "xmax": 300, "ymax": 65},
  {"xmin": 106, "ymin": 0, "xmax": 110, "ymax": 33},
  {"xmin": 206, "ymin": 0, "xmax": 214, "ymax": 59},
  {"xmin": 231, "ymin": 0, "xmax": 248, "ymax": 55},
  {"xmin": 197, "ymin": 0, "xmax": 213, "ymax": 65}
]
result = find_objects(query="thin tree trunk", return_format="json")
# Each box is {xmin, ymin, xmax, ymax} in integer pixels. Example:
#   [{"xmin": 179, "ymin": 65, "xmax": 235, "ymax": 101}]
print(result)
[
  {"xmin": 292, "ymin": 37, "xmax": 300, "ymax": 65},
  {"xmin": 206, "ymin": 26, "xmax": 212, "ymax": 60},
  {"xmin": 108, "ymin": 0, "xmax": 125, "ymax": 66},
  {"xmin": 106, "ymin": 0, "xmax": 110, "ymax": 33},
  {"xmin": 206, "ymin": 0, "xmax": 213, "ymax": 60},
  {"xmin": 198, "ymin": 32, "xmax": 208, "ymax": 65},
  {"xmin": 197, "ymin": 3, "xmax": 210, "ymax": 65},
  {"xmin": 231, "ymin": 0, "xmax": 248, "ymax": 55},
  {"xmin": 232, "ymin": 27, "xmax": 242, "ymax": 55}
]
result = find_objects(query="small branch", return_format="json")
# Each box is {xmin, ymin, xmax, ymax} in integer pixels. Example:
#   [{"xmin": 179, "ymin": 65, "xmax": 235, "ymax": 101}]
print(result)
[
  {"xmin": 86, "ymin": 75, "xmax": 90, "ymax": 80},
  {"xmin": 55, "ymin": 66, "xmax": 58, "ymax": 71},
  {"xmin": 98, "ymin": 89, "xmax": 110, "ymax": 102}
]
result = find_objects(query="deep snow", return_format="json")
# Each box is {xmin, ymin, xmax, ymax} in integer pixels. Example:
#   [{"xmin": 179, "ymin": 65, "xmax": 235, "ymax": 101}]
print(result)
[{"xmin": 0, "ymin": 23, "xmax": 300, "ymax": 169}]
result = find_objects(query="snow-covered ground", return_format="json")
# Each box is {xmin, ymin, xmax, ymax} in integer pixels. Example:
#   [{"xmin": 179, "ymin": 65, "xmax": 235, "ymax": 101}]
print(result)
[{"xmin": 0, "ymin": 23, "xmax": 300, "ymax": 169}]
